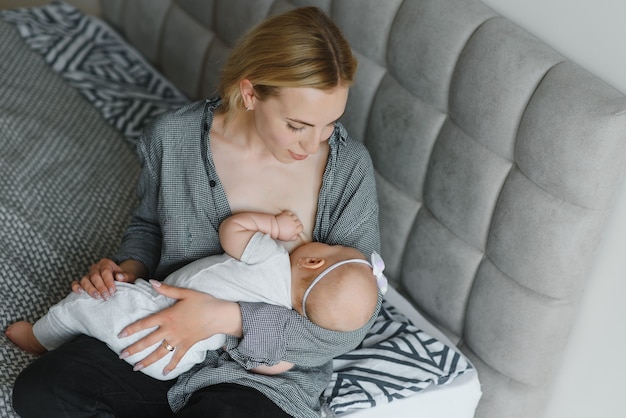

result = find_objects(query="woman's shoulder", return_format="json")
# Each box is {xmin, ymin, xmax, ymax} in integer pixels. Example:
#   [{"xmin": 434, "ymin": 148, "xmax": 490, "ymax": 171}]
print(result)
[
  {"xmin": 150, "ymin": 99, "xmax": 216, "ymax": 130},
  {"xmin": 138, "ymin": 99, "xmax": 218, "ymax": 152},
  {"xmin": 331, "ymin": 122, "xmax": 374, "ymax": 167}
]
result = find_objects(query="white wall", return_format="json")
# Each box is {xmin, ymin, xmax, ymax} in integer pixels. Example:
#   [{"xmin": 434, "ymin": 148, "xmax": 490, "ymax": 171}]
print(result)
[
  {"xmin": 482, "ymin": 0, "xmax": 626, "ymax": 94},
  {"xmin": 481, "ymin": 1, "xmax": 626, "ymax": 417}
]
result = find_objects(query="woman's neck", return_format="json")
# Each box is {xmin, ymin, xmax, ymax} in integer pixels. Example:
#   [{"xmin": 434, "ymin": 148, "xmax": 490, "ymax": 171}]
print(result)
[{"xmin": 213, "ymin": 109, "xmax": 271, "ymax": 159}]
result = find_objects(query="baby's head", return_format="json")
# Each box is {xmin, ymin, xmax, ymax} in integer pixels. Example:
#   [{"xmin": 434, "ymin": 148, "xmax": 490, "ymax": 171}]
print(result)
[{"xmin": 290, "ymin": 242, "xmax": 385, "ymax": 332}]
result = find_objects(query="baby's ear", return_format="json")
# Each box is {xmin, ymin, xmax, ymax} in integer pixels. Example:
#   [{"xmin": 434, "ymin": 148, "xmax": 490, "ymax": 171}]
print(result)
[{"xmin": 301, "ymin": 257, "xmax": 325, "ymax": 270}]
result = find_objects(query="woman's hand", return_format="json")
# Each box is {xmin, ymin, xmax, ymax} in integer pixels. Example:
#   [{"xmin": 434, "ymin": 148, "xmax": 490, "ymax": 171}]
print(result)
[
  {"xmin": 118, "ymin": 281, "xmax": 243, "ymax": 376},
  {"xmin": 71, "ymin": 258, "xmax": 144, "ymax": 300}
]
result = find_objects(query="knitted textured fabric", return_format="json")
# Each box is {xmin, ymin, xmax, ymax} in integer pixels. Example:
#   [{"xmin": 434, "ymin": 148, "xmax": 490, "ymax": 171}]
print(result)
[{"xmin": 0, "ymin": 18, "xmax": 140, "ymax": 417}]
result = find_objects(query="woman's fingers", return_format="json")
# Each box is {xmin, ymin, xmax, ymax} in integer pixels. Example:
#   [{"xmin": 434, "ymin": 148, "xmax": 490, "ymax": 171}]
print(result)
[
  {"xmin": 118, "ymin": 284, "xmax": 189, "ymax": 371},
  {"xmin": 73, "ymin": 272, "xmax": 107, "ymax": 300},
  {"xmin": 119, "ymin": 317, "xmax": 190, "ymax": 375},
  {"xmin": 133, "ymin": 339, "xmax": 189, "ymax": 376},
  {"xmin": 116, "ymin": 283, "xmax": 187, "ymax": 343},
  {"xmin": 118, "ymin": 313, "xmax": 163, "ymax": 341},
  {"xmin": 131, "ymin": 340, "xmax": 178, "ymax": 372},
  {"xmin": 148, "ymin": 279, "xmax": 192, "ymax": 299},
  {"xmin": 163, "ymin": 347, "xmax": 187, "ymax": 376},
  {"xmin": 118, "ymin": 321, "xmax": 168, "ymax": 370},
  {"xmin": 70, "ymin": 280, "xmax": 87, "ymax": 295},
  {"xmin": 72, "ymin": 259, "xmax": 121, "ymax": 300}
]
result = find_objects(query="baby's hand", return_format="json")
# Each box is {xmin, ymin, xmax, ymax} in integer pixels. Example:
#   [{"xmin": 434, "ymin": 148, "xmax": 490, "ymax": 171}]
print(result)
[{"xmin": 275, "ymin": 211, "xmax": 303, "ymax": 241}]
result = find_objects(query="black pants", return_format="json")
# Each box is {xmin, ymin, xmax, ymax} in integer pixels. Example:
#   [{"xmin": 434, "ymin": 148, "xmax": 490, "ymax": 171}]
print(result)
[{"xmin": 12, "ymin": 335, "xmax": 291, "ymax": 418}]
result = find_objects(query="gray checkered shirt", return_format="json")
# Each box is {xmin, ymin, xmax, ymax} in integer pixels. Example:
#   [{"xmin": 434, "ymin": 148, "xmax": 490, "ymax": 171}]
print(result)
[{"xmin": 114, "ymin": 99, "xmax": 381, "ymax": 417}]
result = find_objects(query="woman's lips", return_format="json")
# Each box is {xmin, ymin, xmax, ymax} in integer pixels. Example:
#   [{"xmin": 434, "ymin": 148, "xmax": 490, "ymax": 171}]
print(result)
[{"xmin": 290, "ymin": 151, "xmax": 308, "ymax": 161}]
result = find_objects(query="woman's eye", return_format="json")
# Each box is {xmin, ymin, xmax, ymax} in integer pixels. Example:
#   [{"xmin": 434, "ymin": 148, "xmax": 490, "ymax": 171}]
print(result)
[{"xmin": 288, "ymin": 124, "xmax": 305, "ymax": 132}]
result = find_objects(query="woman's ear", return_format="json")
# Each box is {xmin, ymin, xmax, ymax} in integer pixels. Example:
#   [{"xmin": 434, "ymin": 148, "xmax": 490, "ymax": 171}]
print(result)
[
  {"xmin": 301, "ymin": 257, "xmax": 325, "ymax": 270},
  {"xmin": 239, "ymin": 79, "xmax": 255, "ymax": 110}
]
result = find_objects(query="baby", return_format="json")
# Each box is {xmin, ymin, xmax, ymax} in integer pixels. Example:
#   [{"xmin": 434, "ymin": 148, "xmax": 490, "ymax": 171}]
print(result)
[{"xmin": 6, "ymin": 210, "xmax": 387, "ymax": 380}]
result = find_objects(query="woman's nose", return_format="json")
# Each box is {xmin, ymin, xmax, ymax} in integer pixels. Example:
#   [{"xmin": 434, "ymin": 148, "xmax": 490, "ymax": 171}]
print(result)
[
  {"xmin": 300, "ymin": 134, "xmax": 321, "ymax": 155},
  {"xmin": 300, "ymin": 126, "xmax": 333, "ymax": 154}
]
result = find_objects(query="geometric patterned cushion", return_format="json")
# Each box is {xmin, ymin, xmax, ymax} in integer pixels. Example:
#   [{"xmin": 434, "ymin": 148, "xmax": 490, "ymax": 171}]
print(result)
[
  {"xmin": 322, "ymin": 301, "xmax": 473, "ymax": 415},
  {"xmin": 1, "ymin": 2, "xmax": 189, "ymax": 147}
]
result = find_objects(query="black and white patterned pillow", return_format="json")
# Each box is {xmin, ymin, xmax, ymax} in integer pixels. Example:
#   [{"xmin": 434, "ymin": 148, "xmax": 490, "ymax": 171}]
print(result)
[
  {"xmin": 323, "ymin": 301, "xmax": 473, "ymax": 415},
  {"xmin": 1, "ymin": 1, "xmax": 189, "ymax": 146}
]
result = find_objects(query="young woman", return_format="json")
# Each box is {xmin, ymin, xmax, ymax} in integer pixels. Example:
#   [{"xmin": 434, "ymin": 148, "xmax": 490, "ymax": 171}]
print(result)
[{"xmin": 12, "ymin": 7, "xmax": 380, "ymax": 418}]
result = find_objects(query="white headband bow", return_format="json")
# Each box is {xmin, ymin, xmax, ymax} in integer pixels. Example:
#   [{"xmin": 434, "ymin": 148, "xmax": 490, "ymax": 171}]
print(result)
[{"xmin": 301, "ymin": 251, "xmax": 388, "ymax": 318}]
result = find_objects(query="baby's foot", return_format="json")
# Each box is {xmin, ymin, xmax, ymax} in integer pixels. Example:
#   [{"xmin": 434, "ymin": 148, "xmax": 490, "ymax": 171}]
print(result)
[{"xmin": 6, "ymin": 321, "xmax": 47, "ymax": 356}]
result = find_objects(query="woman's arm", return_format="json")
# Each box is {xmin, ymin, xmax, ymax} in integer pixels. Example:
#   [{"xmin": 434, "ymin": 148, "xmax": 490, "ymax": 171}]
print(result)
[
  {"xmin": 227, "ymin": 296, "xmax": 381, "ymax": 369},
  {"xmin": 113, "ymin": 128, "xmax": 164, "ymax": 276},
  {"xmin": 72, "ymin": 125, "xmax": 164, "ymax": 300}
]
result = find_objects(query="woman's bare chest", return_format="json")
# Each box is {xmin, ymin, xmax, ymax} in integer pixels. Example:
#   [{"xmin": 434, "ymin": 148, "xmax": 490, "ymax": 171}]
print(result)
[{"xmin": 214, "ymin": 153, "xmax": 327, "ymax": 248}]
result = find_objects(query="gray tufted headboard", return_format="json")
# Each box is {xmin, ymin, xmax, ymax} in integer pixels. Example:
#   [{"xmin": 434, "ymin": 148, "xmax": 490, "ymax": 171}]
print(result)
[{"xmin": 99, "ymin": 1, "xmax": 626, "ymax": 417}]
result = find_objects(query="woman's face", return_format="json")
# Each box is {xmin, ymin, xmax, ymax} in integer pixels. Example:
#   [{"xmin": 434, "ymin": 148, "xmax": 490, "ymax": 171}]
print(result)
[{"xmin": 252, "ymin": 85, "xmax": 349, "ymax": 163}]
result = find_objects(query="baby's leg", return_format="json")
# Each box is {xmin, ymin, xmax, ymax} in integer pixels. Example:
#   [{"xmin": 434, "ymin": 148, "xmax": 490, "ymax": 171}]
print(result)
[
  {"xmin": 32, "ymin": 281, "xmax": 165, "ymax": 353},
  {"xmin": 6, "ymin": 290, "xmax": 96, "ymax": 355},
  {"xmin": 9, "ymin": 280, "xmax": 225, "ymax": 380},
  {"xmin": 5, "ymin": 321, "xmax": 46, "ymax": 355}
]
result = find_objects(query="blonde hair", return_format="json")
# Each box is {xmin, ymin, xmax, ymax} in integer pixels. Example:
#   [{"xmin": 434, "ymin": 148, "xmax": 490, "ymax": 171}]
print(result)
[{"xmin": 218, "ymin": 7, "xmax": 357, "ymax": 118}]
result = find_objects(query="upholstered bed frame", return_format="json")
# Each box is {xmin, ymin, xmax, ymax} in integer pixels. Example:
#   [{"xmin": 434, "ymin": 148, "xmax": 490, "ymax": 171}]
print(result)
[{"xmin": 1, "ymin": 0, "xmax": 625, "ymax": 417}]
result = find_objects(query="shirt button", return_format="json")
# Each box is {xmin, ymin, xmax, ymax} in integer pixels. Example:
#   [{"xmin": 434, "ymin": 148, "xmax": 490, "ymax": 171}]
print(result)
[{"xmin": 209, "ymin": 180, "xmax": 216, "ymax": 187}]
